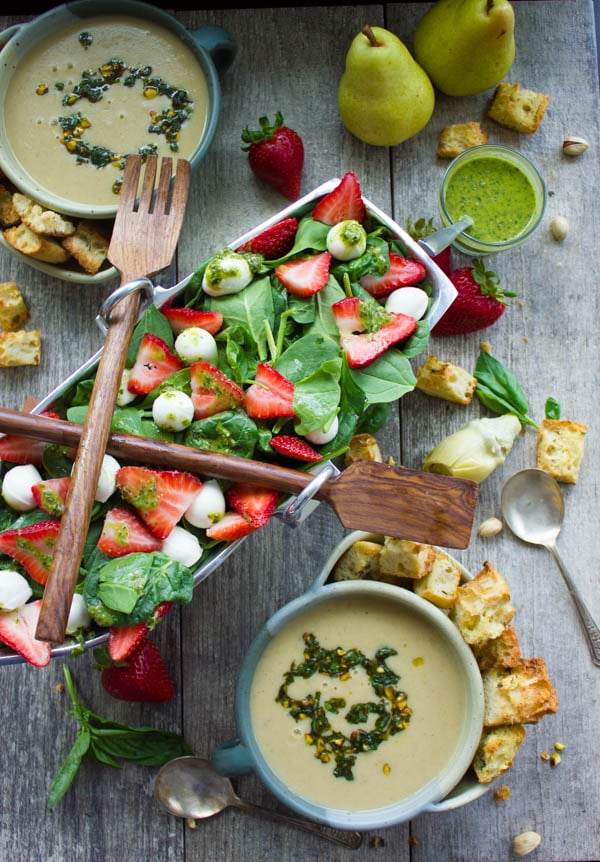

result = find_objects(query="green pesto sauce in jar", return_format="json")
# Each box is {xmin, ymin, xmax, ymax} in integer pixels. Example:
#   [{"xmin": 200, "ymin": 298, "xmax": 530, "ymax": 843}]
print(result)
[{"xmin": 445, "ymin": 156, "xmax": 537, "ymax": 243}]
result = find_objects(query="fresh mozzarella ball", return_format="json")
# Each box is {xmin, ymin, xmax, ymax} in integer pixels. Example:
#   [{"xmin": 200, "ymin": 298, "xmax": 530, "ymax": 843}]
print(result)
[
  {"xmin": 0, "ymin": 570, "xmax": 33, "ymax": 611},
  {"xmin": 326, "ymin": 220, "xmax": 367, "ymax": 261},
  {"xmin": 385, "ymin": 286, "xmax": 429, "ymax": 320},
  {"xmin": 117, "ymin": 368, "xmax": 137, "ymax": 406},
  {"xmin": 1, "ymin": 464, "xmax": 42, "ymax": 511},
  {"xmin": 175, "ymin": 327, "xmax": 219, "ymax": 365},
  {"xmin": 161, "ymin": 525, "xmax": 202, "ymax": 567},
  {"xmin": 202, "ymin": 249, "xmax": 252, "ymax": 296},
  {"xmin": 94, "ymin": 454, "xmax": 121, "ymax": 503},
  {"xmin": 184, "ymin": 480, "xmax": 226, "ymax": 529},
  {"xmin": 152, "ymin": 390, "xmax": 195, "ymax": 432},
  {"xmin": 304, "ymin": 415, "xmax": 339, "ymax": 445},
  {"xmin": 65, "ymin": 592, "xmax": 91, "ymax": 634}
]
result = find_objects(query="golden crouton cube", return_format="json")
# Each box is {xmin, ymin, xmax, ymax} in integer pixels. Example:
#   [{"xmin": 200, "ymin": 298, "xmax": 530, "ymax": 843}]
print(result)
[
  {"xmin": 472, "ymin": 725, "xmax": 526, "ymax": 783},
  {"xmin": 535, "ymin": 418, "xmax": 587, "ymax": 484},
  {"xmin": 482, "ymin": 658, "xmax": 558, "ymax": 726},
  {"xmin": 0, "ymin": 330, "xmax": 41, "ymax": 366},
  {"xmin": 413, "ymin": 549, "xmax": 462, "ymax": 608},
  {"xmin": 378, "ymin": 537, "xmax": 436, "ymax": 581},
  {"xmin": 12, "ymin": 193, "xmax": 75, "ymax": 237},
  {"xmin": 62, "ymin": 219, "xmax": 110, "ymax": 274},
  {"xmin": 331, "ymin": 540, "xmax": 382, "ymax": 581},
  {"xmin": 487, "ymin": 82, "xmax": 550, "ymax": 134},
  {"xmin": 471, "ymin": 624, "xmax": 523, "ymax": 671},
  {"xmin": 344, "ymin": 433, "xmax": 383, "ymax": 466},
  {"xmin": 0, "ymin": 183, "xmax": 20, "ymax": 227},
  {"xmin": 452, "ymin": 561, "xmax": 515, "ymax": 645},
  {"xmin": 415, "ymin": 354, "xmax": 477, "ymax": 405},
  {"xmin": 0, "ymin": 282, "xmax": 28, "ymax": 332},
  {"xmin": 4, "ymin": 223, "xmax": 70, "ymax": 264},
  {"xmin": 436, "ymin": 121, "xmax": 489, "ymax": 159}
]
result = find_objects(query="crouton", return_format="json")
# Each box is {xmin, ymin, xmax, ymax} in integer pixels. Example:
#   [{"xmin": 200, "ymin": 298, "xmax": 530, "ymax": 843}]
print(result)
[
  {"xmin": 0, "ymin": 184, "xmax": 20, "ymax": 227},
  {"xmin": 12, "ymin": 193, "xmax": 75, "ymax": 237},
  {"xmin": 344, "ymin": 433, "xmax": 383, "ymax": 466},
  {"xmin": 482, "ymin": 658, "xmax": 558, "ymax": 726},
  {"xmin": 0, "ymin": 282, "xmax": 28, "ymax": 332},
  {"xmin": 487, "ymin": 82, "xmax": 550, "ymax": 134},
  {"xmin": 415, "ymin": 354, "xmax": 477, "ymax": 405},
  {"xmin": 4, "ymin": 223, "xmax": 70, "ymax": 264},
  {"xmin": 331, "ymin": 540, "xmax": 382, "ymax": 581},
  {"xmin": 472, "ymin": 725, "xmax": 526, "ymax": 783},
  {"xmin": 535, "ymin": 418, "xmax": 587, "ymax": 484},
  {"xmin": 378, "ymin": 537, "xmax": 437, "ymax": 581},
  {"xmin": 413, "ymin": 548, "xmax": 462, "ymax": 608},
  {"xmin": 452, "ymin": 561, "xmax": 515, "ymax": 645},
  {"xmin": 0, "ymin": 330, "xmax": 41, "ymax": 366},
  {"xmin": 437, "ymin": 121, "xmax": 489, "ymax": 159},
  {"xmin": 62, "ymin": 219, "xmax": 110, "ymax": 274},
  {"xmin": 471, "ymin": 625, "xmax": 523, "ymax": 671}
]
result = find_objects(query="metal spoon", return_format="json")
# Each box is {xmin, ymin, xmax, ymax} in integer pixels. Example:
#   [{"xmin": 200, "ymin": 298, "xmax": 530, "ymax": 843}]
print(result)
[
  {"xmin": 501, "ymin": 468, "xmax": 600, "ymax": 666},
  {"xmin": 153, "ymin": 756, "xmax": 363, "ymax": 849},
  {"xmin": 418, "ymin": 215, "xmax": 474, "ymax": 257}
]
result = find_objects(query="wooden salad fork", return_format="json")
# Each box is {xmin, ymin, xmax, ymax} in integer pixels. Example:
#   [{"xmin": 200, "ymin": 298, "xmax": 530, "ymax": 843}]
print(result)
[{"xmin": 35, "ymin": 154, "xmax": 191, "ymax": 644}]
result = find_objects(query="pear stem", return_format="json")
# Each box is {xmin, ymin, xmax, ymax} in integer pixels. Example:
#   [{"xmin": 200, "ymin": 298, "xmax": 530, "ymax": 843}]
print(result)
[{"xmin": 361, "ymin": 24, "xmax": 381, "ymax": 47}]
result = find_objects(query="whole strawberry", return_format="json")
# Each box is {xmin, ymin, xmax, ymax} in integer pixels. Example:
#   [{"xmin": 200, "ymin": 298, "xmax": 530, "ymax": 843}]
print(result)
[
  {"xmin": 241, "ymin": 112, "xmax": 304, "ymax": 200},
  {"xmin": 100, "ymin": 637, "xmax": 175, "ymax": 702},
  {"xmin": 432, "ymin": 258, "xmax": 516, "ymax": 336}
]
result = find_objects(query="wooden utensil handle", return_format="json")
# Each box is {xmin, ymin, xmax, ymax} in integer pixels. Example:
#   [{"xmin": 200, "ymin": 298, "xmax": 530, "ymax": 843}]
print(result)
[{"xmin": 35, "ymin": 293, "xmax": 141, "ymax": 644}]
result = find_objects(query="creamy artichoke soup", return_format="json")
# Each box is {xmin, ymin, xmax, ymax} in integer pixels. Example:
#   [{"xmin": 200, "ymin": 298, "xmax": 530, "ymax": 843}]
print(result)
[
  {"xmin": 4, "ymin": 16, "xmax": 209, "ymax": 207},
  {"xmin": 250, "ymin": 593, "xmax": 469, "ymax": 811}
]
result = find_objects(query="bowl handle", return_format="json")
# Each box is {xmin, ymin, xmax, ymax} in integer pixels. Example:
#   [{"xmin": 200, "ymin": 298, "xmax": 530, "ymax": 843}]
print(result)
[
  {"xmin": 190, "ymin": 25, "xmax": 236, "ymax": 74},
  {"xmin": 0, "ymin": 24, "xmax": 21, "ymax": 51},
  {"xmin": 211, "ymin": 737, "xmax": 255, "ymax": 776}
]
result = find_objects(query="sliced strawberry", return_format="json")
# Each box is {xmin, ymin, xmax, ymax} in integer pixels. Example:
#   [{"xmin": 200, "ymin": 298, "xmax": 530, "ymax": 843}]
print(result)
[
  {"xmin": 31, "ymin": 477, "xmax": 70, "ymax": 517},
  {"xmin": 162, "ymin": 307, "xmax": 224, "ymax": 336},
  {"xmin": 359, "ymin": 252, "xmax": 427, "ymax": 299},
  {"xmin": 274, "ymin": 251, "xmax": 331, "ymax": 297},
  {"xmin": 97, "ymin": 506, "xmax": 163, "ymax": 557},
  {"xmin": 238, "ymin": 217, "xmax": 299, "ymax": 259},
  {"xmin": 189, "ymin": 361, "xmax": 245, "ymax": 419},
  {"xmin": 243, "ymin": 363, "xmax": 295, "ymax": 420},
  {"xmin": 332, "ymin": 296, "xmax": 418, "ymax": 368},
  {"xmin": 0, "ymin": 600, "xmax": 51, "ymax": 667},
  {"xmin": 107, "ymin": 601, "xmax": 172, "ymax": 662},
  {"xmin": 225, "ymin": 483, "xmax": 281, "ymax": 528},
  {"xmin": 0, "ymin": 410, "xmax": 61, "ymax": 467},
  {"xmin": 311, "ymin": 171, "xmax": 366, "ymax": 225},
  {"xmin": 100, "ymin": 637, "xmax": 175, "ymax": 702},
  {"xmin": 115, "ymin": 467, "xmax": 203, "ymax": 539},
  {"xmin": 269, "ymin": 434, "xmax": 322, "ymax": 462},
  {"xmin": 127, "ymin": 333, "xmax": 184, "ymax": 396},
  {"xmin": 0, "ymin": 520, "xmax": 60, "ymax": 585},
  {"xmin": 205, "ymin": 510, "xmax": 258, "ymax": 541}
]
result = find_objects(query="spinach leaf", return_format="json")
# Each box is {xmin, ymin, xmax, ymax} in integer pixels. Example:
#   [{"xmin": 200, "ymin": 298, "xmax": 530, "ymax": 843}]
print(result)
[
  {"xmin": 474, "ymin": 350, "xmax": 538, "ymax": 428},
  {"xmin": 349, "ymin": 350, "xmax": 416, "ymax": 405},
  {"xmin": 83, "ymin": 552, "xmax": 194, "ymax": 627},
  {"xmin": 208, "ymin": 275, "xmax": 275, "ymax": 363},
  {"xmin": 126, "ymin": 305, "xmax": 174, "ymax": 367},
  {"xmin": 276, "ymin": 331, "xmax": 340, "ymax": 382},
  {"xmin": 331, "ymin": 235, "xmax": 390, "ymax": 282},
  {"xmin": 185, "ymin": 410, "xmax": 259, "ymax": 459},
  {"xmin": 293, "ymin": 358, "xmax": 342, "ymax": 435},
  {"xmin": 400, "ymin": 319, "xmax": 430, "ymax": 359},
  {"xmin": 277, "ymin": 216, "xmax": 329, "ymax": 259},
  {"xmin": 307, "ymin": 277, "xmax": 346, "ymax": 340},
  {"xmin": 357, "ymin": 402, "xmax": 392, "ymax": 435}
]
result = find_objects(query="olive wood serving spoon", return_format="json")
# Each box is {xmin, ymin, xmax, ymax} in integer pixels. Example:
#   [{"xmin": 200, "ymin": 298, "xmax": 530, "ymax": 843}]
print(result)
[
  {"xmin": 0, "ymin": 408, "xmax": 478, "ymax": 551},
  {"xmin": 34, "ymin": 154, "xmax": 191, "ymax": 644}
]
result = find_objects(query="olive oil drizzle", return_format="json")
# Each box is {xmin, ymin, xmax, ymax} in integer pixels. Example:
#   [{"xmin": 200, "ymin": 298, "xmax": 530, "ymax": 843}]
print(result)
[{"xmin": 276, "ymin": 633, "xmax": 412, "ymax": 781}]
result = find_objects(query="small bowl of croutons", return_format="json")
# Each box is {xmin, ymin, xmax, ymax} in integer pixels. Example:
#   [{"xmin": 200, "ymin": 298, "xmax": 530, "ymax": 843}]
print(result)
[{"xmin": 0, "ymin": 178, "xmax": 117, "ymax": 283}]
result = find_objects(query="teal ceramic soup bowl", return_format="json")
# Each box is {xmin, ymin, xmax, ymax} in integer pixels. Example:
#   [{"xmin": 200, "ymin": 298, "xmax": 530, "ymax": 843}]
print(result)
[
  {"xmin": 212, "ymin": 532, "xmax": 486, "ymax": 831},
  {"xmin": 0, "ymin": 0, "xmax": 235, "ymax": 220}
]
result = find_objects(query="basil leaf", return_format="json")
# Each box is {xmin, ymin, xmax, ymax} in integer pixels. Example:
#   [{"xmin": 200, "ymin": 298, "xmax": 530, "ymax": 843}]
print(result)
[
  {"xmin": 48, "ymin": 727, "xmax": 91, "ymax": 809},
  {"xmin": 90, "ymin": 728, "xmax": 193, "ymax": 766},
  {"xmin": 545, "ymin": 397, "xmax": 561, "ymax": 419},
  {"xmin": 474, "ymin": 351, "xmax": 530, "ymax": 416}
]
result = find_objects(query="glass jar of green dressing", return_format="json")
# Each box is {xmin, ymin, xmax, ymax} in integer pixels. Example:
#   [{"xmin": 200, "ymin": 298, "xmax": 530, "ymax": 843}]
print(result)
[{"xmin": 439, "ymin": 145, "xmax": 546, "ymax": 255}]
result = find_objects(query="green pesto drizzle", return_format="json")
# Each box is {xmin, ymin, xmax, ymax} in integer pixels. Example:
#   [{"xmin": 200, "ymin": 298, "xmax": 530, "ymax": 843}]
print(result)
[{"xmin": 276, "ymin": 633, "xmax": 412, "ymax": 781}]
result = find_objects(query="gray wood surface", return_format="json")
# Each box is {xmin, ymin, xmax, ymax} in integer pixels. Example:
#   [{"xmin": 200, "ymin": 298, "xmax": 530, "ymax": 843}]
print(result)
[{"xmin": 0, "ymin": 3, "xmax": 599, "ymax": 861}]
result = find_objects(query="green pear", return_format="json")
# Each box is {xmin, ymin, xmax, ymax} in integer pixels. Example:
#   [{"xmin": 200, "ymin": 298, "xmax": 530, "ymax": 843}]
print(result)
[
  {"xmin": 338, "ymin": 25, "xmax": 435, "ymax": 147},
  {"xmin": 413, "ymin": 0, "xmax": 515, "ymax": 97}
]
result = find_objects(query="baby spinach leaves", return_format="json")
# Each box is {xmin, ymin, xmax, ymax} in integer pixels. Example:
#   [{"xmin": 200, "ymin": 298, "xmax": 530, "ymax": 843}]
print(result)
[{"xmin": 48, "ymin": 667, "xmax": 192, "ymax": 809}]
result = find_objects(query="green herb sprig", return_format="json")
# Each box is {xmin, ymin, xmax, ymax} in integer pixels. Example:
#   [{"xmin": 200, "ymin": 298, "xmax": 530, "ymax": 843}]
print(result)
[
  {"xmin": 474, "ymin": 350, "xmax": 540, "ymax": 428},
  {"xmin": 48, "ymin": 666, "xmax": 193, "ymax": 809}
]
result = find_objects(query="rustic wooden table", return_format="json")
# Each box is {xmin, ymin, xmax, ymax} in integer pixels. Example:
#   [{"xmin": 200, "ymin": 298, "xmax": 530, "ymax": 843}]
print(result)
[{"xmin": 1, "ymin": 3, "xmax": 599, "ymax": 861}]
